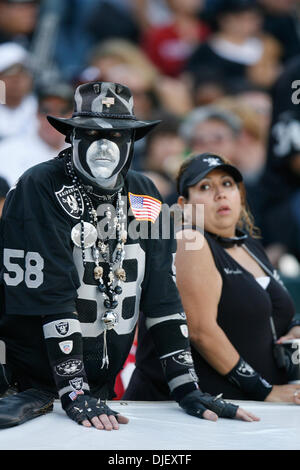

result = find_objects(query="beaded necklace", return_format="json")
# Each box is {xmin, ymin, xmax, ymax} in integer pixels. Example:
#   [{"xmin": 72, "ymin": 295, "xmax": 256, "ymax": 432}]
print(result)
[{"xmin": 66, "ymin": 155, "xmax": 127, "ymax": 368}]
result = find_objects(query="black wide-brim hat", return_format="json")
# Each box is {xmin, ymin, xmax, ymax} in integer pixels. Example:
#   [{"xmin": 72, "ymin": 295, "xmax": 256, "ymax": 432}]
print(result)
[{"xmin": 47, "ymin": 81, "xmax": 161, "ymax": 141}]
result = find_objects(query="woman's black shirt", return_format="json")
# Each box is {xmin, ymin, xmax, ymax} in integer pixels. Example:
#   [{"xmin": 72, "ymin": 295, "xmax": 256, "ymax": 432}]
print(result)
[{"xmin": 124, "ymin": 231, "xmax": 295, "ymax": 400}]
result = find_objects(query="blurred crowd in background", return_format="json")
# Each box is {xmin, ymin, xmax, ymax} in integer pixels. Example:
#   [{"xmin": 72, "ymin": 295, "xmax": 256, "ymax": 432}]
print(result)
[{"xmin": 1, "ymin": 0, "xmax": 300, "ymax": 307}]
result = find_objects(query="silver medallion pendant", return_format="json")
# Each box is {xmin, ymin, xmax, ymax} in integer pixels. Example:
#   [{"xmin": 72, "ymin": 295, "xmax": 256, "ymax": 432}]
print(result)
[
  {"xmin": 71, "ymin": 222, "xmax": 98, "ymax": 248},
  {"xmin": 102, "ymin": 310, "xmax": 118, "ymax": 330}
]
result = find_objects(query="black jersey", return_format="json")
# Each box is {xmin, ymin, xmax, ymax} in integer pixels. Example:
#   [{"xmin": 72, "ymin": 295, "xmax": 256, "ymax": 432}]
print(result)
[
  {"xmin": 0, "ymin": 155, "xmax": 182, "ymax": 397},
  {"xmin": 262, "ymin": 56, "xmax": 300, "ymax": 207},
  {"xmin": 191, "ymin": 232, "xmax": 295, "ymax": 399},
  {"xmin": 124, "ymin": 231, "xmax": 295, "ymax": 401},
  {"xmin": 258, "ymin": 57, "xmax": 300, "ymax": 255},
  {"xmin": 185, "ymin": 42, "xmax": 246, "ymax": 85}
]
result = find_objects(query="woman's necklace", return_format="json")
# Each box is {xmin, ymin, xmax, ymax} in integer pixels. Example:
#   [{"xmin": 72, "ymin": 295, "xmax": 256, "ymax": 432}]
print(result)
[{"xmin": 206, "ymin": 229, "xmax": 248, "ymax": 248}]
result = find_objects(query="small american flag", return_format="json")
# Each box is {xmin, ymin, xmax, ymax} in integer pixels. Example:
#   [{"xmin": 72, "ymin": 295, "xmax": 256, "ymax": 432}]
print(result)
[
  {"xmin": 69, "ymin": 390, "xmax": 84, "ymax": 401},
  {"xmin": 129, "ymin": 192, "xmax": 161, "ymax": 223}
]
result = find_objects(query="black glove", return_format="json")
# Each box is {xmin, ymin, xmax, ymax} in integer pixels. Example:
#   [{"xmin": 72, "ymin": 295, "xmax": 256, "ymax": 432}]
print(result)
[
  {"xmin": 65, "ymin": 394, "xmax": 119, "ymax": 424},
  {"xmin": 179, "ymin": 390, "xmax": 238, "ymax": 419}
]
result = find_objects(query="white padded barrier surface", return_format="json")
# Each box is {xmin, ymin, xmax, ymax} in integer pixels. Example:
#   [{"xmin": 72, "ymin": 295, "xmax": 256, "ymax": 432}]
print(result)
[{"xmin": 0, "ymin": 400, "xmax": 299, "ymax": 450}]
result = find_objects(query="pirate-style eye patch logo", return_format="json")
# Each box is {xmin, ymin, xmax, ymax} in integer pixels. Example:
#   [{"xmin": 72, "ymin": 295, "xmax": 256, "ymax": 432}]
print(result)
[
  {"xmin": 55, "ymin": 185, "xmax": 83, "ymax": 219},
  {"xmin": 236, "ymin": 360, "xmax": 256, "ymax": 377},
  {"xmin": 203, "ymin": 157, "xmax": 222, "ymax": 167},
  {"xmin": 172, "ymin": 351, "xmax": 194, "ymax": 367},
  {"xmin": 69, "ymin": 377, "xmax": 83, "ymax": 391},
  {"xmin": 55, "ymin": 321, "xmax": 70, "ymax": 336}
]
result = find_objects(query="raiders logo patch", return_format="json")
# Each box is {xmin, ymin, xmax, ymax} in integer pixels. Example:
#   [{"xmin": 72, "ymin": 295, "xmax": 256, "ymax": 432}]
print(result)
[
  {"xmin": 55, "ymin": 321, "xmax": 69, "ymax": 336},
  {"xmin": 172, "ymin": 351, "xmax": 194, "ymax": 367},
  {"xmin": 236, "ymin": 360, "xmax": 255, "ymax": 377},
  {"xmin": 55, "ymin": 359, "xmax": 83, "ymax": 376},
  {"xmin": 55, "ymin": 185, "xmax": 83, "ymax": 219},
  {"xmin": 69, "ymin": 377, "xmax": 83, "ymax": 391}
]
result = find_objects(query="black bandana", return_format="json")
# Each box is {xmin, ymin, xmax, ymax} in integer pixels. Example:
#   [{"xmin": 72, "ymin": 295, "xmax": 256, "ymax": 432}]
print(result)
[{"xmin": 206, "ymin": 229, "xmax": 248, "ymax": 248}]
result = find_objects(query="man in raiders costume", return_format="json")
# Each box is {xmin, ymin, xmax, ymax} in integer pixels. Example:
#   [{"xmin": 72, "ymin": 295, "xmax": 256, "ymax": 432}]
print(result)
[{"xmin": 0, "ymin": 81, "xmax": 255, "ymax": 429}]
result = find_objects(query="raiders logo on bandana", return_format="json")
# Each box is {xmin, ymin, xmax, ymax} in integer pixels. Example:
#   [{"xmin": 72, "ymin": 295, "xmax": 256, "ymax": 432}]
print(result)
[
  {"xmin": 55, "ymin": 185, "xmax": 83, "ymax": 219},
  {"xmin": 55, "ymin": 321, "xmax": 70, "ymax": 336},
  {"xmin": 69, "ymin": 377, "xmax": 83, "ymax": 391},
  {"xmin": 55, "ymin": 359, "xmax": 83, "ymax": 376}
]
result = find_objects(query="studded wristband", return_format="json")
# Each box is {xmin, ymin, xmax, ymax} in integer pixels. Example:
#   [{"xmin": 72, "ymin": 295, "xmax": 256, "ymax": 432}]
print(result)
[
  {"xmin": 226, "ymin": 357, "xmax": 273, "ymax": 401},
  {"xmin": 288, "ymin": 319, "xmax": 300, "ymax": 332}
]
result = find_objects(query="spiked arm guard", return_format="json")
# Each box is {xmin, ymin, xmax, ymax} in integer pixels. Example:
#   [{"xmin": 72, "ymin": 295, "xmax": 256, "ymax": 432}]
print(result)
[
  {"xmin": 225, "ymin": 357, "xmax": 273, "ymax": 401},
  {"xmin": 42, "ymin": 312, "xmax": 126, "ymax": 423}
]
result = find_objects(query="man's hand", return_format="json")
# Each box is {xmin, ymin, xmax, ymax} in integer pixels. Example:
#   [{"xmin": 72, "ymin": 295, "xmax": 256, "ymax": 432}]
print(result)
[
  {"xmin": 65, "ymin": 395, "xmax": 129, "ymax": 430},
  {"xmin": 179, "ymin": 390, "xmax": 260, "ymax": 422}
]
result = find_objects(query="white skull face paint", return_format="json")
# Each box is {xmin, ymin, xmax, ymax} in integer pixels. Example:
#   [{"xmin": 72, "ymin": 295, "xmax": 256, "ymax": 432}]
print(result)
[
  {"xmin": 71, "ymin": 128, "xmax": 133, "ymax": 189},
  {"xmin": 86, "ymin": 139, "xmax": 120, "ymax": 179}
]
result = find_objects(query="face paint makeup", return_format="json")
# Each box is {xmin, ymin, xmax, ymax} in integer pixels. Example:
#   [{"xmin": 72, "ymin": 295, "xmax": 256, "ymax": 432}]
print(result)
[
  {"xmin": 86, "ymin": 139, "xmax": 120, "ymax": 179},
  {"xmin": 71, "ymin": 128, "xmax": 133, "ymax": 189}
]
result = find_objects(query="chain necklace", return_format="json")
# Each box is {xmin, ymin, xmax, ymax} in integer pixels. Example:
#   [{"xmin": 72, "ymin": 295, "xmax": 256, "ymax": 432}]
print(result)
[{"xmin": 66, "ymin": 155, "xmax": 127, "ymax": 368}]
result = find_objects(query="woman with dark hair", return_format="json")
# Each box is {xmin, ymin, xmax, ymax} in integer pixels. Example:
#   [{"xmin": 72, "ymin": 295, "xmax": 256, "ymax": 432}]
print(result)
[
  {"xmin": 124, "ymin": 152, "xmax": 300, "ymax": 403},
  {"xmin": 174, "ymin": 152, "xmax": 300, "ymax": 401}
]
